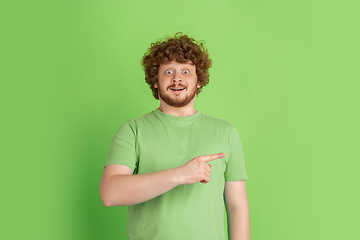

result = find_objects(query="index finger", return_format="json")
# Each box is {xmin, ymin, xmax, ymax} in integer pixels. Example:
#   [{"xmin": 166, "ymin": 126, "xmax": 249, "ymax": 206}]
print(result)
[{"xmin": 199, "ymin": 153, "xmax": 226, "ymax": 163}]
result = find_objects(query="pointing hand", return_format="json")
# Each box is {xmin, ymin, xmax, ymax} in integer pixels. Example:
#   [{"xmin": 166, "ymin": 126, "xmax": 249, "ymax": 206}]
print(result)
[{"xmin": 176, "ymin": 153, "xmax": 225, "ymax": 185}]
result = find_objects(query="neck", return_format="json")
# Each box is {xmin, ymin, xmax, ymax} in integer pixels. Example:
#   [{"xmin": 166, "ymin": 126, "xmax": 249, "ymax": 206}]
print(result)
[{"xmin": 158, "ymin": 98, "xmax": 197, "ymax": 117}]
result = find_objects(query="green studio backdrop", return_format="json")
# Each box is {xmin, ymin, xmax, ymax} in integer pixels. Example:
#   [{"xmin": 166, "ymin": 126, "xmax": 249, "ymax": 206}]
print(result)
[{"xmin": 2, "ymin": 0, "xmax": 359, "ymax": 240}]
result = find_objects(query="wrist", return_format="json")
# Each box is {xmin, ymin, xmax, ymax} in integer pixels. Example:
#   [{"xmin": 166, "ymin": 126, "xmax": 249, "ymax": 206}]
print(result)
[{"xmin": 170, "ymin": 167, "xmax": 184, "ymax": 186}]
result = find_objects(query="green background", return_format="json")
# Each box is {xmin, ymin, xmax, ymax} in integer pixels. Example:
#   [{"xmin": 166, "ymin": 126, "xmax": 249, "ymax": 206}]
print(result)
[{"xmin": 2, "ymin": 0, "xmax": 359, "ymax": 239}]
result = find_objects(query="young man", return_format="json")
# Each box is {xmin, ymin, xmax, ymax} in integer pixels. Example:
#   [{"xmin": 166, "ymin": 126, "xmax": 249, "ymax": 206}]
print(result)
[{"xmin": 100, "ymin": 33, "xmax": 250, "ymax": 240}]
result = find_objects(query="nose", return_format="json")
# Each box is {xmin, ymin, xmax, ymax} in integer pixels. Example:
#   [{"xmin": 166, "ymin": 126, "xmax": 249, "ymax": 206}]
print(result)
[{"xmin": 172, "ymin": 72, "xmax": 182, "ymax": 83}]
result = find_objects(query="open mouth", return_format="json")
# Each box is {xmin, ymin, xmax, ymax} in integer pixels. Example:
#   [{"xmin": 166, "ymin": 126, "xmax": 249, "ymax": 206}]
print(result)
[{"xmin": 169, "ymin": 87, "xmax": 186, "ymax": 92}]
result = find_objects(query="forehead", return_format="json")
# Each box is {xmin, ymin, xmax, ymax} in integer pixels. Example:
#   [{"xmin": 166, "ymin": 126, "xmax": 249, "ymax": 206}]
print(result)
[{"xmin": 159, "ymin": 60, "xmax": 195, "ymax": 69}]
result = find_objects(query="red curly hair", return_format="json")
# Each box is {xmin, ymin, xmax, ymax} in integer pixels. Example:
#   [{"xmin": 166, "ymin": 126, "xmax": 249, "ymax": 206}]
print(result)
[{"xmin": 141, "ymin": 32, "xmax": 212, "ymax": 99}]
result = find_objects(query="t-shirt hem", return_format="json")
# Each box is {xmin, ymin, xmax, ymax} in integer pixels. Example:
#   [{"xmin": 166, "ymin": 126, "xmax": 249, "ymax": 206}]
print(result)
[
  {"xmin": 104, "ymin": 161, "xmax": 135, "ymax": 171},
  {"xmin": 225, "ymin": 175, "xmax": 248, "ymax": 181}
]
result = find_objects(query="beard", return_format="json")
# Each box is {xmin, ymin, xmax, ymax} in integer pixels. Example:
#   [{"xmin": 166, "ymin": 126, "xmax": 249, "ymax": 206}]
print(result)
[{"xmin": 158, "ymin": 83, "xmax": 198, "ymax": 108}]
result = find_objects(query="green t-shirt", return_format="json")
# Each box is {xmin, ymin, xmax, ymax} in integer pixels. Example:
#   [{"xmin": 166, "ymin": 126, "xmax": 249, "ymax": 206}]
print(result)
[{"xmin": 106, "ymin": 109, "xmax": 248, "ymax": 240}]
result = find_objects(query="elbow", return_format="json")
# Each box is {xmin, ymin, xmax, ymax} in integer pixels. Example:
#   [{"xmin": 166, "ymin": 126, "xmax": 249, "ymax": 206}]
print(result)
[
  {"xmin": 102, "ymin": 198, "xmax": 128, "ymax": 207},
  {"xmin": 100, "ymin": 188, "xmax": 115, "ymax": 207},
  {"xmin": 102, "ymin": 198, "xmax": 112, "ymax": 207},
  {"xmin": 100, "ymin": 193, "xmax": 112, "ymax": 207},
  {"xmin": 100, "ymin": 178, "xmax": 130, "ymax": 207},
  {"xmin": 100, "ymin": 181, "xmax": 116, "ymax": 207},
  {"xmin": 100, "ymin": 190, "xmax": 127, "ymax": 207}
]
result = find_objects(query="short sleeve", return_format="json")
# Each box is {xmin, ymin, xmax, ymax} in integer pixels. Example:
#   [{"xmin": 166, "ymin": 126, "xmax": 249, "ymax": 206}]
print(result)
[
  {"xmin": 224, "ymin": 125, "xmax": 248, "ymax": 181},
  {"xmin": 105, "ymin": 120, "xmax": 138, "ymax": 171}
]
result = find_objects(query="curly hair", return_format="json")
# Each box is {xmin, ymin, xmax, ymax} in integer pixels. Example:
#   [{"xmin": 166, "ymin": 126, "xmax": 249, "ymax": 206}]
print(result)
[{"xmin": 141, "ymin": 32, "xmax": 212, "ymax": 99}]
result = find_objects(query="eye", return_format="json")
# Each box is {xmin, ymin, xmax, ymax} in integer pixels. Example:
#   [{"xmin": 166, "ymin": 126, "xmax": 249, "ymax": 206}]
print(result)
[
  {"xmin": 166, "ymin": 70, "xmax": 173, "ymax": 74},
  {"xmin": 183, "ymin": 70, "xmax": 190, "ymax": 74}
]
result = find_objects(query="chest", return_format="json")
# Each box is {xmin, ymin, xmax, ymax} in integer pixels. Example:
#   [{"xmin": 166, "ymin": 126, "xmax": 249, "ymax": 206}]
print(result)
[{"xmin": 134, "ymin": 123, "xmax": 230, "ymax": 176}]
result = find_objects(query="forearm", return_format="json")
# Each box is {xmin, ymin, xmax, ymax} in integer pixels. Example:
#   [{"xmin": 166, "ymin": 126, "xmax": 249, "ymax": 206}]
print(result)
[
  {"xmin": 227, "ymin": 203, "xmax": 251, "ymax": 240},
  {"xmin": 100, "ymin": 168, "xmax": 180, "ymax": 206}
]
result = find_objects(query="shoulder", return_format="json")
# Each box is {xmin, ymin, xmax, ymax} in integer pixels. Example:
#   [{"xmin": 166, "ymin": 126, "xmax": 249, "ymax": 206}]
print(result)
[
  {"xmin": 118, "ymin": 110, "xmax": 158, "ymax": 131},
  {"xmin": 127, "ymin": 110, "xmax": 157, "ymax": 125}
]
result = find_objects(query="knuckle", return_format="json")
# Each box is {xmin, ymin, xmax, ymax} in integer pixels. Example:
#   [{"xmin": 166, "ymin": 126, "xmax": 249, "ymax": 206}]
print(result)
[{"xmin": 195, "ymin": 156, "xmax": 202, "ymax": 162}]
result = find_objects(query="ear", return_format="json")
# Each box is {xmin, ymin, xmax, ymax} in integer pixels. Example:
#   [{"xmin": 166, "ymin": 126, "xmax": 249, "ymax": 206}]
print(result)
[
  {"xmin": 154, "ymin": 83, "xmax": 158, "ymax": 88},
  {"xmin": 197, "ymin": 82, "xmax": 201, "ymax": 89}
]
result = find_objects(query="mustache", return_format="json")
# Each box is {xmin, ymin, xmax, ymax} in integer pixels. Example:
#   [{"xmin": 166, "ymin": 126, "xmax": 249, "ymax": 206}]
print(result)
[{"xmin": 167, "ymin": 83, "xmax": 187, "ymax": 89}]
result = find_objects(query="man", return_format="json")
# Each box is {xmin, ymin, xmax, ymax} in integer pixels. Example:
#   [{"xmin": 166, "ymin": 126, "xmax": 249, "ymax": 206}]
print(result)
[{"xmin": 100, "ymin": 33, "xmax": 250, "ymax": 240}]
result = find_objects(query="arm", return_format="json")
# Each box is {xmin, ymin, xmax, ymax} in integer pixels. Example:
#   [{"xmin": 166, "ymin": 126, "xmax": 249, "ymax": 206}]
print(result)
[
  {"xmin": 100, "ymin": 164, "xmax": 179, "ymax": 206},
  {"xmin": 224, "ymin": 180, "xmax": 251, "ymax": 240},
  {"xmin": 100, "ymin": 153, "xmax": 225, "ymax": 206}
]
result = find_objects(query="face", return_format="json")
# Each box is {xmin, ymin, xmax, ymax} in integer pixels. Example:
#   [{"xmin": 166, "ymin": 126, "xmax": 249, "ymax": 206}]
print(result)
[{"xmin": 154, "ymin": 60, "xmax": 200, "ymax": 108}]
